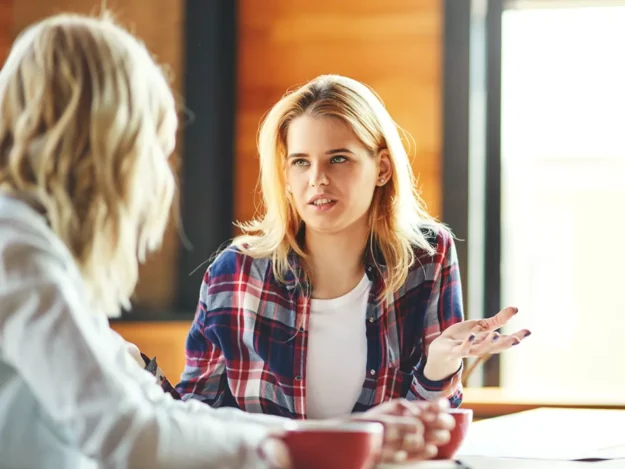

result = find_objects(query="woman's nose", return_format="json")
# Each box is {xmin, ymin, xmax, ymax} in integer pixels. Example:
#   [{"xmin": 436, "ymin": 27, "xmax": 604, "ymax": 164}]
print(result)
[{"xmin": 309, "ymin": 165, "xmax": 329, "ymax": 187}]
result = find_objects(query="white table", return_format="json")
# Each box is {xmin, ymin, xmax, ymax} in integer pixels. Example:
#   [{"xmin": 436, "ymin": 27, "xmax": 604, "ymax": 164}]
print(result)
[
  {"xmin": 380, "ymin": 408, "xmax": 625, "ymax": 469},
  {"xmin": 455, "ymin": 407, "xmax": 625, "ymax": 469},
  {"xmin": 459, "ymin": 456, "xmax": 624, "ymax": 468},
  {"xmin": 380, "ymin": 456, "xmax": 624, "ymax": 468}
]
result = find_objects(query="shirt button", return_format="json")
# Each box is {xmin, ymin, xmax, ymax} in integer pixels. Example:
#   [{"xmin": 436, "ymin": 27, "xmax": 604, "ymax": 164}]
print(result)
[
  {"xmin": 299, "ymin": 327, "xmax": 304, "ymax": 332},
  {"xmin": 367, "ymin": 266, "xmax": 373, "ymax": 272},
  {"xmin": 370, "ymin": 369, "xmax": 376, "ymax": 376},
  {"xmin": 295, "ymin": 376, "xmax": 302, "ymax": 381},
  {"xmin": 368, "ymin": 317, "xmax": 375, "ymax": 323}
]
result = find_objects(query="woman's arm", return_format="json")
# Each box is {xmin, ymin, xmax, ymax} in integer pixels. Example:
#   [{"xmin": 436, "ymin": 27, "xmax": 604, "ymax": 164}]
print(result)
[
  {"xmin": 174, "ymin": 265, "xmax": 232, "ymax": 407},
  {"xmin": 406, "ymin": 230, "xmax": 464, "ymax": 406},
  {"xmin": 0, "ymin": 240, "xmax": 276, "ymax": 469},
  {"xmin": 110, "ymin": 330, "xmax": 290, "ymax": 430}
]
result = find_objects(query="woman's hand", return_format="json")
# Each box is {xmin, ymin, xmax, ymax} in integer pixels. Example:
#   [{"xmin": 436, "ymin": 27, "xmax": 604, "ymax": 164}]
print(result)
[
  {"xmin": 424, "ymin": 306, "xmax": 531, "ymax": 381},
  {"xmin": 124, "ymin": 341, "xmax": 146, "ymax": 368},
  {"xmin": 257, "ymin": 435, "xmax": 292, "ymax": 469},
  {"xmin": 352, "ymin": 398, "xmax": 455, "ymax": 462}
]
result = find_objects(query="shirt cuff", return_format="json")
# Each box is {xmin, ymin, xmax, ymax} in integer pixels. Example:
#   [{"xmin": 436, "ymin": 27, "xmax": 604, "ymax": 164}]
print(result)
[{"xmin": 411, "ymin": 358, "xmax": 463, "ymax": 400}]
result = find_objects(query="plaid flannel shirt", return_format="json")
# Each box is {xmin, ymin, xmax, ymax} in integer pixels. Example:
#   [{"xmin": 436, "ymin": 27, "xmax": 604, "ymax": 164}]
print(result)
[{"xmin": 173, "ymin": 228, "xmax": 464, "ymax": 418}]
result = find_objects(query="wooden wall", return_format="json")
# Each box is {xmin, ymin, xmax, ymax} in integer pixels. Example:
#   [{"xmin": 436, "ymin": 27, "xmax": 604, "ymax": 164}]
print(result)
[
  {"xmin": 235, "ymin": 0, "xmax": 443, "ymax": 225},
  {"xmin": 111, "ymin": 321, "xmax": 190, "ymax": 381},
  {"xmin": 12, "ymin": 0, "xmax": 184, "ymax": 311},
  {"xmin": 0, "ymin": 1, "xmax": 10, "ymax": 64}
]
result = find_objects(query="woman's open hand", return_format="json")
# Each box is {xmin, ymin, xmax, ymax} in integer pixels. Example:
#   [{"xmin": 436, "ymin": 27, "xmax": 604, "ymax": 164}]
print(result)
[{"xmin": 424, "ymin": 307, "xmax": 531, "ymax": 381}]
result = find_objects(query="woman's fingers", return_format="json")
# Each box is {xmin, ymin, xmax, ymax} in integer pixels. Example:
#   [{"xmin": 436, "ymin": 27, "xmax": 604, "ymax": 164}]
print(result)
[
  {"xmin": 406, "ymin": 443, "xmax": 439, "ymax": 462},
  {"xmin": 402, "ymin": 431, "xmax": 425, "ymax": 452},
  {"xmin": 424, "ymin": 429, "xmax": 451, "ymax": 446},
  {"xmin": 468, "ymin": 329, "xmax": 532, "ymax": 356},
  {"xmin": 495, "ymin": 329, "xmax": 531, "ymax": 350},
  {"xmin": 381, "ymin": 442, "xmax": 438, "ymax": 463},
  {"xmin": 467, "ymin": 331, "xmax": 500, "ymax": 355},
  {"xmin": 426, "ymin": 411, "xmax": 456, "ymax": 431},
  {"xmin": 380, "ymin": 423, "xmax": 425, "ymax": 463},
  {"xmin": 418, "ymin": 409, "xmax": 455, "ymax": 431},
  {"xmin": 258, "ymin": 437, "xmax": 292, "ymax": 469},
  {"xmin": 453, "ymin": 330, "xmax": 491, "ymax": 357},
  {"xmin": 454, "ymin": 325, "xmax": 531, "ymax": 358},
  {"xmin": 456, "ymin": 332, "xmax": 477, "ymax": 356},
  {"xmin": 476, "ymin": 306, "xmax": 518, "ymax": 331},
  {"xmin": 378, "ymin": 413, "xmax": 443, "ymax": 463},
  {"xmin": 421, "ymin": 444, "xmax": 439, "ymax": 460},
  {"xmin": 372, "ymin": 399, "xmax": 457, "ymax": 463},
  {"xmin": 381, "ymin": 415, "xmax": 424, "ymax": 445}
]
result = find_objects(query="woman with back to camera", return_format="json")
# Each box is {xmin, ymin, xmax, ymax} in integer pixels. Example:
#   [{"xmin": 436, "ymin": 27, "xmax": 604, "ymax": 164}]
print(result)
[
  {"xmin": 0, "ymin": 12, "xmax": 296, "ymax": 469},
  {"xmin": 176, "ymin": 74, "xmax": 531, "ymax": 430}
]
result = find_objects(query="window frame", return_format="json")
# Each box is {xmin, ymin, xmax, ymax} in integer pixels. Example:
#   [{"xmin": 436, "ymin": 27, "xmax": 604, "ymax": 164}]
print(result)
[
  {"xmin": 114, "ymin": 0, "xmax": 239, "ymax": 322},
  {"xmin": 442, "ymin": 0, "xmax": 503, "ymax": 386}
]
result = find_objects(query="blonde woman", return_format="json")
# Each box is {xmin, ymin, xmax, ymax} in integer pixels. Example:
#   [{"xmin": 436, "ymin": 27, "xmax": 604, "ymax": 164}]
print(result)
[{"xmin": 177, "ymin": 75, "xmax": 530, "ymax": 420}]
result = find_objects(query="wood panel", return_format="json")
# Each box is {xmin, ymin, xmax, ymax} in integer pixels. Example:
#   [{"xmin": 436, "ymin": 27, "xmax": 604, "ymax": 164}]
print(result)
[
  {"xmin": 0, "ymin": 0, "xmax": 11, "ymax": 65},
  {"xmin": 235, "ymin": 0, "xmax": 443, "ymax": 225},
  {"xmin": 12, "ymin": 0, "xmax": 184, "ymax": 311},
  {"xmin": 111, "ymin": 321, "xmax": 192, "ymax": 381},
  {"xmin": 463, "ymin": 387, "xmax": 625, "ymax": 420}
]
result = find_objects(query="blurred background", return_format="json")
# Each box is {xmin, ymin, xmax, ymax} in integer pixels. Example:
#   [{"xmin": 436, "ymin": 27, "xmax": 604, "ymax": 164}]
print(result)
[{"xmin": 3, "ymin": 0, "xmax": 624, "ymax": 417}]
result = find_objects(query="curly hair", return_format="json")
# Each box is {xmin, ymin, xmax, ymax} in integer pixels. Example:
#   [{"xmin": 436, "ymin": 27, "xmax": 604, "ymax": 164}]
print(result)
[{"xmin": 0, "ymin": 14, "xmax": 178, "ymax": 315}]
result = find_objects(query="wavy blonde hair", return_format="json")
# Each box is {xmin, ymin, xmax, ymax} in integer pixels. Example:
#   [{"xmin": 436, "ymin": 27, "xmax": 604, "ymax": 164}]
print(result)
[
  {"xmin": 235, "ymin": 74, "xmax": 444, "ymax": 299},
  {"xmin": 0, "ymin": 14, "xmax": 177, "ymax": 316}
]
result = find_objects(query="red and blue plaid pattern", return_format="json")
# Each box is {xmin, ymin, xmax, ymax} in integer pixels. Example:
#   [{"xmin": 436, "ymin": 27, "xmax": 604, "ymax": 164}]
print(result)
[{"xmin": 174, "ymin": 228, "xmax": 464, "ymax": 418}]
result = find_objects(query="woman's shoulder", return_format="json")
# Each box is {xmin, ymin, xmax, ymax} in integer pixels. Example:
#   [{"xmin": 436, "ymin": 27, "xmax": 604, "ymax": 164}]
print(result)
[
  {"xmin": 411, "ymin": 224, "xmax": 457, "ymax": 266},
  {"xmin": 198, "ymin": 243, "xmax": 294, "ymax": 323},
  {"xmin": 201, "ymin": 243, "xmax": 279, "ymax": 298},
  {"xmin": 207, "ymin": 244, "xmax": 272, "ymax": 277},
  {"xmin": 0, "ymin": 196, "xmax": 76, "ymax": 282}
]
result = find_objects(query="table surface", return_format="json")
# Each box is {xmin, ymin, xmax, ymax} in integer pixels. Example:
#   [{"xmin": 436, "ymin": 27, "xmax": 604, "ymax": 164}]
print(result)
[
  {"xmin": 399, "ymin": 407, "xmax": 625, "ymax": 469},
  {"xmin": 459, "ymin": 456, "xmax": 624, "ymax": 468},
  {"xmin": 378, "ymin": 457, "xmax": 624, "ymax": 468}
]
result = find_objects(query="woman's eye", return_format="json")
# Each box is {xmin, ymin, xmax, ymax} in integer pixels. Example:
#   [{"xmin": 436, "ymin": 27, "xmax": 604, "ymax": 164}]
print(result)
[
  {"xmin": 292, "ymin": 159, "xmax": 309, "ymax": 167},
  {"xmin": 330, "ymin": 155, "xmax": 348, "ymax": 164}
]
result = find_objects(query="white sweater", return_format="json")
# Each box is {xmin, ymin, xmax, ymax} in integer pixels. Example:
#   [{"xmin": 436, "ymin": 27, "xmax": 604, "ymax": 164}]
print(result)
[{"xmin": 0, "ymin": 195, "xmax": 286, "ymax": 469}]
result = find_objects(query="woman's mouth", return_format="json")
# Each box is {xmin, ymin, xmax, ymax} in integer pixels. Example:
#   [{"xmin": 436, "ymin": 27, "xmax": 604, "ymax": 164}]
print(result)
[{"xmin": 309, "ymin": 198, "xmax": 337, "ymax": 211}]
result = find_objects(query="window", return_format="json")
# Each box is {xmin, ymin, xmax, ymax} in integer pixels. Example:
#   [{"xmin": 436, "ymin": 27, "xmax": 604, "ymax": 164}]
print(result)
[
  {"xmin": 500, "ymin": 5, "xmax": 625, "ymax": 396},
  {"xmin": 443, "ymin": 0, "xmax": 625, "ymax": 398}
]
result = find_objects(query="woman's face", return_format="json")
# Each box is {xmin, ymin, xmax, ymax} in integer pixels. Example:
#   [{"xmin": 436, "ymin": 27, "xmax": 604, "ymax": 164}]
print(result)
[{"xmin": 285, "ymin": 115, "xmax": 391, "ymax": 236}]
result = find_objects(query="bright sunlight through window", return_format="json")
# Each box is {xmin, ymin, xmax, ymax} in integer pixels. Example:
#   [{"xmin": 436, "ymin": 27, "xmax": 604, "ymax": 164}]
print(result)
[{"xmin": 500, "ymin": 5, "xmax": 625, "ymax": 398}]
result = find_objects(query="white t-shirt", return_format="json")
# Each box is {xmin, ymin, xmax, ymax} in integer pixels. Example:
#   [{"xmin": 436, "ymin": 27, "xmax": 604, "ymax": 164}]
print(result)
[{"xmin": 305, "ymin": 274, "xmax": 372, "ymax": 419}]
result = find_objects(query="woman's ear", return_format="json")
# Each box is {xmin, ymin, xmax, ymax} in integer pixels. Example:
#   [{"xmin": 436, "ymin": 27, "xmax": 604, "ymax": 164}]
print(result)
[{"xmin": 376, "ymin": 149, "xmax": 393, "ymax": 186}]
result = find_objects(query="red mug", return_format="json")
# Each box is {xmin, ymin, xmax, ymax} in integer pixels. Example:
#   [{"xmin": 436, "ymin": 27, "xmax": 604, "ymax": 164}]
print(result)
[
  {"xmin": 278, "ymin": 421, "xmax": 384, "ymax": 469},
  {"xmin": 434, "ymin": 408, "xmax": 473, "ymax": 460}
]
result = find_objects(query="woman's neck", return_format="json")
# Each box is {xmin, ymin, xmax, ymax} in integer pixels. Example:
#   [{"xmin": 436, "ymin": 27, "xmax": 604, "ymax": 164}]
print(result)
[{"xmin": 304, "ymin": 223, "xmax": 369, "ymax": 300}]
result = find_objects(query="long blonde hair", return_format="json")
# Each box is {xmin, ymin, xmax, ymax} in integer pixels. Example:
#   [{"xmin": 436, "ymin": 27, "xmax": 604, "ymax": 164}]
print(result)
[
  {"xmin": 0, "ymin": 14, "xmax": 177, "ymax": 316},
  {"xmin": 235, "ymin": 74, "xmax": 444, "ymax": 299}
]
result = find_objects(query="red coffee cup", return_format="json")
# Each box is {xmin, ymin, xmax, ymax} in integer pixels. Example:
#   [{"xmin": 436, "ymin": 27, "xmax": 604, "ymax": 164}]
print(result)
[
  {"xmin": 434, "ymin": 408, "xmax": 473, "ymax": 460},
  {"xmin": 279, "ymin": 421, "xmax": 384, "ymax": 469}
]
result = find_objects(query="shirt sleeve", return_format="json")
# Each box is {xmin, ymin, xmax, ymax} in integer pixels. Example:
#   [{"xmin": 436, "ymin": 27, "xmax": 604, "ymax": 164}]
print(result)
[
  {"xmin": 0, "ymin": 239, "xmax": 278, "ymax": 469},
  {"xmin": 406, "ymin": 229, "xmax": 464, "ymax": 407},
  {"xmin": 175, "ymin": 268, "xmax": 231, "ymax": 407}
]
